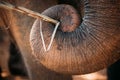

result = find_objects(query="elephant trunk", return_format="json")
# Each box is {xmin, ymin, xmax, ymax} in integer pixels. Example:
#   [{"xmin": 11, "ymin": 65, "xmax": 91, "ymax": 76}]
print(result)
[
  {"xmin": 41, "ymin": 5, "xmax": 80, "ymax": 32},
  {"xmin": 30, "ymin": 0, "xmax": 120, "ymax": 74}
]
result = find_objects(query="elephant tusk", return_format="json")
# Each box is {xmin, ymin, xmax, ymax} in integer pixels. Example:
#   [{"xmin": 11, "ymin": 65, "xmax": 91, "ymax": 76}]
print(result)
[
  {"xmin": 39, "ymin": 20, "xmax": 60, "ymax": 51},
  {"xmin": 0, "ymin": 1, "xmax": 59, "ymax": 24}
]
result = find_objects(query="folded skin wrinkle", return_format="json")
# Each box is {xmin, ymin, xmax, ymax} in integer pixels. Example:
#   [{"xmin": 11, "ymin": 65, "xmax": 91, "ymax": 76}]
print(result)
[{"xmin": 30, "ymin": 0, "xmax": 120, "ymax": 74}]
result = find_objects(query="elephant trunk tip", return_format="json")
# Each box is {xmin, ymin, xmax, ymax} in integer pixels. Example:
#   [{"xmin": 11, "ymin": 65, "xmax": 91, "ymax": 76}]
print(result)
[
  {"xmin": 42, "ymin": 4, "xmax": 81, "ymax": 32},
  {"xmin": 58, "ymin": 5, "xmax": 80, "ymax": 32}
]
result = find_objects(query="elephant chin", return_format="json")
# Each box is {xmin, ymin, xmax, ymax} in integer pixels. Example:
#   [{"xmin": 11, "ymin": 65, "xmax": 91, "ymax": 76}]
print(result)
[{"xmin": 30, "ymin": 1, "xmax": 120, "ymax": 75}]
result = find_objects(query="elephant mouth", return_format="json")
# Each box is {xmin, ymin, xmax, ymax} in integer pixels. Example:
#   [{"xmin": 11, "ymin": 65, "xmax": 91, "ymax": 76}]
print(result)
[{"xmin": 30, "ymin": 0, "xmax": 120, "ymax": 75}]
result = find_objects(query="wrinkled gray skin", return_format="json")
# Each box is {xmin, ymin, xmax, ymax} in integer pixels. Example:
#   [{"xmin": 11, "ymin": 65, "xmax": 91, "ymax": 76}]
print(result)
[
  {"xmin": 0, "ymin": 0, "xmax": 120, "ymax": 80},
  {"xmin": 0, "ymin": 0, "xmax": 72, "ymax": 80},
  {"xmin": 30, "ymin": 0, "xmax": 120, "ymax": 74}
]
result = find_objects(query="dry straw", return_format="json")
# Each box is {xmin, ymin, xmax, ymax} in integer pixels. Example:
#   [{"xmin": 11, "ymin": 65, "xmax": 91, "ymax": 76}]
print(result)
[{"xmin": 0, "ymin": 2, "xmax": 60, "ymax": 51}]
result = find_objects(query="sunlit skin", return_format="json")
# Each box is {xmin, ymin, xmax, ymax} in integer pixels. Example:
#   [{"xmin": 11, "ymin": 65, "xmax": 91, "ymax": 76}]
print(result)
[
  {"xmin": 0, "ymin": 0, "xmax": 120, "ymax": 80},
  {"xmin": 30, "ymin": 0, "xmax": 120, "ymax": 74}
]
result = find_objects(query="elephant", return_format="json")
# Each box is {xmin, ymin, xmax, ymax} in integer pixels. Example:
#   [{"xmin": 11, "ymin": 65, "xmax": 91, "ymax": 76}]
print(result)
[
  {"xmin": 0, "ymin": 0, "xmax": 72, "ymax": 80},
  {"xmin": 30, "ymin": 0, "xmax": 120, "ymax": 74},
  {"xmin": 0, "ymin": 27, "xmax": 10, "ymax": 79},
  {"xmin": 0, "ymin": 0, "xmax": 120, "ymax": 80},
  {"xmin": 0, "ymin": 27, "xmax": 28, "ymax": 79}
]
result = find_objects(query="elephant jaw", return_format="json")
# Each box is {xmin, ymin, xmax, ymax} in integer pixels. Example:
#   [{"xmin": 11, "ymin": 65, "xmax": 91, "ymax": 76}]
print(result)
[{"xmin": 30, "ymin": 2, "xmax": 120, "ymax": 75}]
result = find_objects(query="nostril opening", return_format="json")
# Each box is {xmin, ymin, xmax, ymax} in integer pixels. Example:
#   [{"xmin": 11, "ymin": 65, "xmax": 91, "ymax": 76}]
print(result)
[
  {"xmin": 42, "ymin": 4, "xmax": 81, "ymax": 32},
  {"xmin": 57, "ymin": 5, "xmax": 81, "ymax": 32}
]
